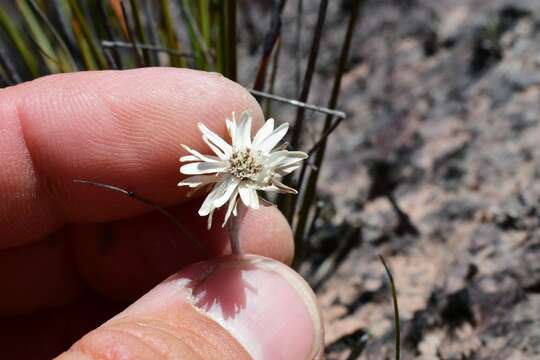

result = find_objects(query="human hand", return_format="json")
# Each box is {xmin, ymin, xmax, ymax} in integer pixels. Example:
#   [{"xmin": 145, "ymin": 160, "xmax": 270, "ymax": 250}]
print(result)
[{"xmin": 0, "ymin": 68, "xmax": 323, "ymax": 359}]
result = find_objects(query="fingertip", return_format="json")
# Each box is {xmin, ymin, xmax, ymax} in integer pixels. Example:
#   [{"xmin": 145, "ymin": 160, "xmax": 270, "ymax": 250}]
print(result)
[
  {"xmin": 175, "ymin": 255, "xmax": 324, "ymax": 359},
  {"xmin": 238, "ymin": 206, "xmax": 294, "ymax": 265},
  {"xmin": 63, "ymin": 255, "xmax": 323, "ymax": 360}
]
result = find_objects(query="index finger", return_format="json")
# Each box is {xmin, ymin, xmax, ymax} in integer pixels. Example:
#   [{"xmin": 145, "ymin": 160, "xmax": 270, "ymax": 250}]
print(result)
[{"xmin": 0, "ymin": 68, "xmax": 263, "ymax": 249}]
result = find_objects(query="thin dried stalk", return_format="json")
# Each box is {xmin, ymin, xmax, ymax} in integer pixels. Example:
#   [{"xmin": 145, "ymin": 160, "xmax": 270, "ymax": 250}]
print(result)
[{"xmin": 292, "ymin": 0, "xmax": 363, "ymax": 269}]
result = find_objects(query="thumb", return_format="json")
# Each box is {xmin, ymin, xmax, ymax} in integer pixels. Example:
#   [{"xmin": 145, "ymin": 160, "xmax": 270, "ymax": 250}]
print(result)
[{"xmin": 56, "ymin": 255, "xmax": 324, "ymax": 360}]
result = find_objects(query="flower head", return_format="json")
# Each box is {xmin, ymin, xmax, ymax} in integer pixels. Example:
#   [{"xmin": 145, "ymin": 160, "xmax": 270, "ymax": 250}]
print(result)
[{"xmin": 178, "ymin": 111, "xmax": 307, "ymax": 228}]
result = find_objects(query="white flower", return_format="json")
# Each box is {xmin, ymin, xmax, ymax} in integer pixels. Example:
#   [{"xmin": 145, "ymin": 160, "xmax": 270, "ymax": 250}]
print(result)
[{"xmin": 178, "ymin": 111, "xmax": 308, "ymax": 229}]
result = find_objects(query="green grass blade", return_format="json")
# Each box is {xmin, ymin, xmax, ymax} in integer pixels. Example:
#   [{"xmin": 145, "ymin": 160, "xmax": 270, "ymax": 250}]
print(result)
[
  {"xmin": 67, "ymin": 0, "xmax": 108, "ymax": 69},
  {"xmin": 380, "ymin": 255, "xmax": 401, "ymax": 360},
  {"xmin": 129, "ymin": 0, "xmax": 151, "ymax": 65},
  {"xmin": 160, "ymin": 0, "xmax": 185, "ymax": 67},
  {"xmin": 71, "ymin": 16, "xmax": 97, "ymax": 69},
  {"xmin": 0, "ymin": 7, "xmax": 39, "ymax": 77},
  {"xmin": 197, "ymin": 0, "xmax": 211, "ymax": 50},
  {"xmin": 28, "ymin": 0, "xmax": 77, "ymax": 71},
  {"xmin": 121, "ymin": 0, "xmax": 144, "ymax": 67},
  {"xmin": 179, "ymin": 0, "xmax": 211, "ymax": 70},
  {"xmin": 216, "ymin": 0, "xmax": 228, "ymax": 76},
  {"xmin": 17, "ymin": 0, "xmax": 60, "ymax": 72}
]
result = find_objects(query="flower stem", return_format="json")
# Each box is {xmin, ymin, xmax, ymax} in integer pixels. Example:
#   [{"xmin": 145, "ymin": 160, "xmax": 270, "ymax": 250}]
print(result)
[{"xmin": 228, "ymin": 202, "xmax": 247, "ymax": 255}]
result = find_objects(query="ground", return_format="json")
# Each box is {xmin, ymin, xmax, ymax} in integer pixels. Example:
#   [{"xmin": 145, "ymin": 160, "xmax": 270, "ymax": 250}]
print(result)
[{"xmin": 238, "ymin": 0, "xmax": 540, "ymax": 358}]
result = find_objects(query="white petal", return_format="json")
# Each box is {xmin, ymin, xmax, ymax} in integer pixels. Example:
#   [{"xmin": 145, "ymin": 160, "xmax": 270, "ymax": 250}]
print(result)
[
  {"xmin": 239, "ymin": 185, "xmax": 259, "ymax": 209},
  {"xmin": 271, "ymin": 178, "xmax": 298, "ymax": 194},
  {"xmin": 198, "ymin": 122, "xmax": 232, "ymax": 156},
  {"xmin": 277, "ymin": 164, "xmax": 302, "ymax": 175},
  {"xmin": 177, "ymin": 175, "xmax": 219, "ymax": 188},
  {"xmin": 180, "ymin": 155, "xmax": 199, "ymax": 162},
  {"xmin": 222, "ymin": 188, "xmax": 239, "ymax": 227},
  {"xmin": 180, "ymin": 161, "xmax": 228, "ymax": 175},
  {"xmin": 198, "ymin": 185, "xmax": 220, "ymax": 216},
  {"xmin": 226, "ymin": 113, "xmax": 236, "ymax": 141},
  {"xmin": 272, "ymin": 151, "xmax": 308, "ymax": 172},
  {"xmin": 235, "ymin": 111, "xmax": 252, "ymax": 150},
  {"xmin": 181, "ymin": 144, "xmax": 221, "ymax": 162},
  {"xmin": 203, "ymin": 136, "xmax": 228, "ymax": 160},
  {"xmin": 213, "ymin": 176, "xmax": 241, "ymax": 208},
  {"xmin": 198, "ymin": 175, "xmax": 236, "ymax": 216},
  {"xmin": 207, "ymin": 208, "xmax": 215, "ymax": 229},
  {"xmin": 252, "ymin": 118, "xmax": 274, "ymax": 149},
  {"xmin": 199, "ymin": 196, "xmax": 216, "ymax": 217},
  {"xmin": 260, "ymin": 185, "xmax": 280, "ymax": 192},
  {"xmin": 250, "ymin": 190, "xmax": 259, "ymax": 209},
  {"xmin": 256, "ymin": 123, "xmax": 289, "ymax": 153}
]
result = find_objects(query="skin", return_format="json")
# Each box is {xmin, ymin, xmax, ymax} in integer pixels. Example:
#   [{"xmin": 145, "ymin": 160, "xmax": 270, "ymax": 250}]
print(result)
[{"xmin": 0, "ymin": 68, "xmax": 323, "ymax": 359}]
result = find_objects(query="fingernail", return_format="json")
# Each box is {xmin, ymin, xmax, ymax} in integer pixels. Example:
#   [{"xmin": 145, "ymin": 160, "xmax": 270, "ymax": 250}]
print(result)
[{"xmin": 175, "ymin": 255, "xmax": 324, "ymax": 360}]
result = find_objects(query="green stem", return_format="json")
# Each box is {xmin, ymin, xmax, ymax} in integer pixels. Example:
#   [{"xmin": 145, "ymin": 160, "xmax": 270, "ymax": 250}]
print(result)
[{"xmin": 380, "ymin": 255, "xmax": 400, "ymax": 360}]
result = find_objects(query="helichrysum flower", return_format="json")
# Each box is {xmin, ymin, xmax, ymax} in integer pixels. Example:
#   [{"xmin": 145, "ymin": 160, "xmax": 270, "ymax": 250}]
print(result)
[{"xmin": 178, "ymin": 111, "xmax": 307, "ymax": 228}]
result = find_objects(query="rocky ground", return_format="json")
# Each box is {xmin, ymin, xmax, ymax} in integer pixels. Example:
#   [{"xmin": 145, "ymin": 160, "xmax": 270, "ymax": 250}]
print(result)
[{"xmin": 239, "ymin": 0, "xmax": 540, "ymax": 358}]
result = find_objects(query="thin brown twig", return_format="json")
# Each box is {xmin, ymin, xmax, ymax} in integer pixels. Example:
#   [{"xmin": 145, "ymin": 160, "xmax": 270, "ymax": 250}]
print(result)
[
  {"xmin": 252, "ymin": 0, "xmax": 286, "ymax": 92},
  {"xmin": 73, "ymin": 179, "xmax": 206, "ymax": 255},
  {"xmin": 288, "ymin": 0, "xmax": 329, "ymax": 150},
  {"xmin": 307, "ymin": 117, "xmax": 344, "ymax": 155}
]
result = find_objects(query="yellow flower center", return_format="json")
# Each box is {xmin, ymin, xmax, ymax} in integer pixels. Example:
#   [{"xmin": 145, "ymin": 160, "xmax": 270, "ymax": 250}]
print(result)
[{"xmin": 228, "ymin": 149, "xmax": 263, "ymax": 179}]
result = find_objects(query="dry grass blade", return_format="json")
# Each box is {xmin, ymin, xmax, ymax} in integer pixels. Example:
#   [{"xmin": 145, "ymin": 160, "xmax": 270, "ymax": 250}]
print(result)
[
  {"xmin": 295, "ymin": 0, "xmax": 304, "ymax": 97},
  {"xmin": 288, "ymin": 0, "xmax": 329, "ymax": 150},
  {"xmin": 265, "ymin": 39, "xmax": 281, "ymax": 114},
  {"xmin": 307, "ymin": 117, "xmax": 344, "ymax": 155},
  {"xmin": 292, "ymin": 0, "xmax": 363, "ymax": 269},
  {"xmin": 278, "ymin": 0, "xmax": 329, "ymax": 221},
  {"xmin": 252, "ymin": 0, "xmax": 286, "ymax": 92}
]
